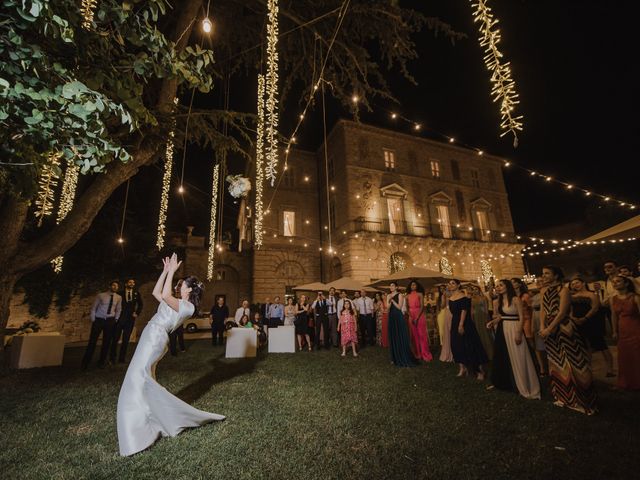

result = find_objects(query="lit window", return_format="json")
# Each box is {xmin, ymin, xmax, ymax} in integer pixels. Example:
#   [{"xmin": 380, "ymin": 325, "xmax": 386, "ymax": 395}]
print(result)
[
  {"xmin": 384, "ymin": 149, "xmax": 396, "ymax": 171},
  {"xmin": 283, "ymin": 168, "xmax": 295, "ymax": 188},
  {"xmin": 283, "ymin": 211, "xmax": 295, "ymax": 237},
  {"xmin": 430, "ymin": 160, "xmax": 440, "ymax": 178}
]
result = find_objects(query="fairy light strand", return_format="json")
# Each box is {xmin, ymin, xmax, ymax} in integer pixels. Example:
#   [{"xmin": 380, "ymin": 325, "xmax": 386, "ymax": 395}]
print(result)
[
  {"xmin": 34, "ymin": 152, "xmax": 61, "ymax": 227},
  {"xmin": 80, "ymin": 0, "xmax": 98, "ymax": 30},
  {"xmin": 51, "ymin": 159, "xmax": 80, "ymax": 273},
  {"xmin": 156, "ymin": 98, "xmax": 178, "ymax": 250},
  {"xmin": 206, "ymin": 163, "xmax": 220, "ymax": 281},
  {"xmin": 470, "ymin": 0, "xmax": 523, "ymax": 146},
  {"xmin": 265, "ymin": 0, "xmax": 280, "ymax": 186},
  {"xmin": 254, "ymin": 74, "xmax": 266, "ymax": 249}
]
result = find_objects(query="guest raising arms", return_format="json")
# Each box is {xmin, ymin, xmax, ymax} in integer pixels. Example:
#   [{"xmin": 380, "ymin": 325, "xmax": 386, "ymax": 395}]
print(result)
[
  {"xmin": 540, "ymin": 265, "xmax": 597, "ymax": 415},
  {"xmin": 611, "ymin": 275, "xmax": 640, "ymax": 391},
  {"xmin": 387, "ymin": 282, "xmax": 416, "ymax": 367},
  {"xmin": 488, "ymin": 280, "xmax": 540, "ymax": 399},
  {"xmin": 448, "ymin": 279, "xmax": 488, "ymax": 380},
  {"xmin": 406, "ymin": 280, "xmax": 433, "ymax": 362}
]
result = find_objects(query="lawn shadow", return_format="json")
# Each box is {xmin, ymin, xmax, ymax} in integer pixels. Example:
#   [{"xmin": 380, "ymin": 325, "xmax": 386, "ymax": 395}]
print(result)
[{"xmin": 175, "ymin": 349, "xmax": 267, "ymax": 404}]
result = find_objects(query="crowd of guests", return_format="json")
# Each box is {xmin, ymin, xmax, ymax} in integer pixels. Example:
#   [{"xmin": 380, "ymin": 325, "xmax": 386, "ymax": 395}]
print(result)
[{"xmin": 207, "ymin": 258, "xmax": 640, "ymax": 415}]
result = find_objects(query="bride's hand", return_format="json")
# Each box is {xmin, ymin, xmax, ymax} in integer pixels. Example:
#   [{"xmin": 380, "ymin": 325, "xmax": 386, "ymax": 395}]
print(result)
[
  {"xmin": 162, "ymin": 257, "xmax": 170, "ymax": 272},
  {"xmin": 168, "ymin": 253, "xmax": 182, "ymax": 272}
]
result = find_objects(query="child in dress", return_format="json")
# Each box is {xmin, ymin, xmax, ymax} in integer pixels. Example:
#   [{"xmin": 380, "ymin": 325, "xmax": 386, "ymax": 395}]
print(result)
[{"xmin": 338, "ymin": 300, "xmax": 358, "ymax": 357}]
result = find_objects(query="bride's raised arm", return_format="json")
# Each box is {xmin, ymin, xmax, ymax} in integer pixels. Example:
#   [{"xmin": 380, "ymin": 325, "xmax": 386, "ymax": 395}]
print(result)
[
  {"xmin": 162, "ymin": 253, "xmax": 183, "ymax": 313},
  {"xmin": 152, "ymin": 257, "xmax": 170, "ymax": 303}
]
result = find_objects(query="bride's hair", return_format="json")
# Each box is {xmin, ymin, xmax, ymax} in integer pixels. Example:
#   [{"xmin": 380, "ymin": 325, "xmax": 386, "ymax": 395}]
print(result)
[{"xmin": 176, "ymin": 276, "xmax": 204, "ymax": 316}]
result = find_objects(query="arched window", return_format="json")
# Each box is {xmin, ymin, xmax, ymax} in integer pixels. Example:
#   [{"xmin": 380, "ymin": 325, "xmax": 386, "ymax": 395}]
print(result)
[{"xmin": 388, "ymin": 252, "xmax": 411, "ymax": 274}]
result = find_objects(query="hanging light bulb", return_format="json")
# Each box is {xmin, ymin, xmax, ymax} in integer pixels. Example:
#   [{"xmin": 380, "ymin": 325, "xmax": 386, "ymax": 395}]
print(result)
[
  {"xmin": 202, "ymin": 17, "xmax": 213, "ymax": 33},
  {"xmin": 178, "ymin": 185, "xmax": 185, "ymax": 194}
]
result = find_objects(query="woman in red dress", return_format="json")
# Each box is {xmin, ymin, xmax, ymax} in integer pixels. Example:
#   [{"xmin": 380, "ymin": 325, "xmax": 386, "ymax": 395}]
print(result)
[
  {"xmin": 407, "ymin": 280, "xmax": 433, "ymax": 362},
  {"xmin": 611, "ymin": 275, "xmax": 640, "ymax": 390}
]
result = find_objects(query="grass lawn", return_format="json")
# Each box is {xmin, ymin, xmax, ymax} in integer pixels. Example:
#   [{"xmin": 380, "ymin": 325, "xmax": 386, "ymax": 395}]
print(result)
[{"xmin": 1, "ymin": 340, "xmax": 638, "ymax": 480}]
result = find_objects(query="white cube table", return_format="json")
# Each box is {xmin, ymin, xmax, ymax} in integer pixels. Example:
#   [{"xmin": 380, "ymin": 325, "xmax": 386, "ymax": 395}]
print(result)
[
  {"xmin": 267, "ymin": 325, "xmax": 296, "ymax": 353},
  {"xmin": 225, "ymin": 328, "xmax": 257, "ymax": 358},
  {"xmin": 10, "ymin": 333, "xmax": 66, "ymax": 369}
]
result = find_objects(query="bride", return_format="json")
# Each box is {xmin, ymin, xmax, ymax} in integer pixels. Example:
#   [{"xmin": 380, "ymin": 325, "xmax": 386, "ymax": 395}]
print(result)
[{"xmin": 117, "ymin": 253, "xmax": 225, "ymax": 456}]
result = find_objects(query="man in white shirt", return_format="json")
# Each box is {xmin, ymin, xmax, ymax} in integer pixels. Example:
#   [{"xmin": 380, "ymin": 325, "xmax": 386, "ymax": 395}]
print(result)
[
  {"xmin": 354, "ymin": 290, "xmax": 375, "ymax": 347},
  {"xmin": 82, "ymin": 281, "xmax": 122, "ymax": 369},
  {"xmin": 234, "ymin": 300, "xmax": 251, "ymax": 324}
]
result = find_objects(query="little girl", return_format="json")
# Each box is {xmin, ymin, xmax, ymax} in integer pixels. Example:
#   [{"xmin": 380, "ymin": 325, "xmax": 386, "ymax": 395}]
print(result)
[{"xmin": 338, "ymin": 300, "xmax": 358, "ymax": 357}]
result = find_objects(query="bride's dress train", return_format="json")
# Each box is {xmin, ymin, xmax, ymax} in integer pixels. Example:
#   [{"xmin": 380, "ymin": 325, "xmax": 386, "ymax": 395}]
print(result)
[{"xmin": 117, "ymin": 299, "xmax": 224, "ymax": 456}]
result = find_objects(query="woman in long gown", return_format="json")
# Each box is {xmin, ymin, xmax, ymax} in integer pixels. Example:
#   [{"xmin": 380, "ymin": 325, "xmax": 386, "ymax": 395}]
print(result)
[
  {"xmin": 471, "ymin": 285, "xmax": 493, "ymax": 360},
  {"xmin": 611, "ymin": 275, "xmax": 640, "ymax": 390},
  {"xmin": 117, "ymin": 254, "xmax": 224, "ymax": 456},
  {"xmin": 437, "ymin": 287, "xmax": 454, "ymax": 362},
  {"xmin": 569, "ymin": 277, "xmax": 615, "ymax": 377},
  {"xmin": 540, "ymin": 265, "xmax": 597, "ymax": 415},
  {"xmin": 374, "ymin": 292, "xmax": 387, "ymax": 347},
  {"xmin": 488, "ymin": 280, "xmax": 540, "ymax": 399},
  {"xmin": 407, "ymin": 280, "xmax": 432, "ymax": 361},
  {"xmin": 387, "ymin": 282, "xmax": 416, "ymax": 367},
  {"xmin": 448, "ymin": 279, "xmax": 488, "ymax": 379}
]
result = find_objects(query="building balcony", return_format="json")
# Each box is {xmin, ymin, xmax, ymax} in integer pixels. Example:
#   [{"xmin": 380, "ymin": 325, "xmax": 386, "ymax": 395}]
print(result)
[{"xmin": 349, "ymin": 217, "xmax": 517, "ymax": 243}]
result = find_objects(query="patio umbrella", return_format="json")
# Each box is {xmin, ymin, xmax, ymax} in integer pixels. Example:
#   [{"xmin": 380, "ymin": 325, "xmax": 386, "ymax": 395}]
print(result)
[
  {"xmin": 325, "ymin": 276, "xmax": 380, "ymax": 293},
  {"xmin": 367, "ymin": 266, "xmax": 456, "ymax": 289},
  {"xmin": 292, "ymin": 281, "xmax": 328, "ymax": 292},
  {"xmin": 580, "ymin": 215, "xmax": 640, "ymax": 243}
]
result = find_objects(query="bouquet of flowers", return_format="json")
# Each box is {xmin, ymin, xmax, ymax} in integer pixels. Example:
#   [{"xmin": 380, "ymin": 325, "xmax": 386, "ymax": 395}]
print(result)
[{"xmin": 226, "ymin": 175, "xmax": 251, "ymax": 198}]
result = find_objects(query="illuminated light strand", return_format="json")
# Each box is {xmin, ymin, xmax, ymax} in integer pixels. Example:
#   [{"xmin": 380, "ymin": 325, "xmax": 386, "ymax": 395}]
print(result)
[
  {"xmin": 80, "ymin": 0, "xmax": 98, "ymax": 30},
  {"xmin": 523, "ymin": 236, "xmax": 638, "ymax": 257},
  {"xmin": 388, "ymin": 253, "xmax": 407, "ymax": 274},
  {"xmin": 265, "ymin": 0, "xmax": 280, "ymax": 186},
  {"xmin": 378, "ymin": 102, "xmax": 637, "ymax": 211},
  {"xmin": 480, "ymin": 259, "xmax": 493, "ymax": 283},
  {"xmin": 439, "ymin": 257, "xmax": 453, "ymax": 275},
  {"xmin": 206, "ymin": 163, "xmax": 220, "ymax": 281},
  {"xmin": 35, "ymin": 152, "xmax": 61, "ymax": 227},
  {"xmin": 51, "ymin": 159, "xmax": 80, "ymax": 273},
  {"xmin": 254, "ymin": 74, "xmax": 266, "ymax": 249},
  {"xmin": 470, "ymin": 0, "xmax": 523, "ymax": 146},
  {"xmin": 156, "ymin": 98, "xmax": 178, "ymax": 250}
]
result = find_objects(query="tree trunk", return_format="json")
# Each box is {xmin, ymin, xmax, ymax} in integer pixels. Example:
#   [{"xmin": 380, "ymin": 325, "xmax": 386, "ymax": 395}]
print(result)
[{"xmin": 0, "ymin": 273, "xmax": 19, "ymax": 351}]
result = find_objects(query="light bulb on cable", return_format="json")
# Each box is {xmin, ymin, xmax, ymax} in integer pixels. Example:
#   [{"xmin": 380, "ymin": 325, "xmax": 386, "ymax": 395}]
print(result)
[
  {"xmin": 202, "ymin": 18, "xmax": 213, "ymax": 33},
  {"xmin": 178, "ymin": 185, "xmax": 185, "ymax": 194}
]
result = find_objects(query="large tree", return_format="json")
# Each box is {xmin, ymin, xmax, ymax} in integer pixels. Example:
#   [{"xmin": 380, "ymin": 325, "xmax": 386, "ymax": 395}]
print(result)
[{"xmin": 0, "ymin": 0, "xmax": 458, "ymax": 345}]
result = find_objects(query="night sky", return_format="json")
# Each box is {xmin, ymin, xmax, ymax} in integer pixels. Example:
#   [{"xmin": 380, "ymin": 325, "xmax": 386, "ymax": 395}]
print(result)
[{"xmin": 122, "ymin": 0, "xmax": 640, "ymax": 246}]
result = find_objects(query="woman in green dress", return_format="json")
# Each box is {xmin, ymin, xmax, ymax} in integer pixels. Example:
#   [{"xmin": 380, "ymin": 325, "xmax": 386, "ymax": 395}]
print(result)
[{"xmin": 471, "ymin": 285, "xmax": 493, "ymax": 359}]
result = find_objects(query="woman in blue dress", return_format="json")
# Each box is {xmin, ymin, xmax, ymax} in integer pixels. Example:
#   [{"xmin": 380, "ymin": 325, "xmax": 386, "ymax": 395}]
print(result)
[
  {"xmin": 386, "ymin": 282, "xmax": 416, "ymax": 367},
  {"xmin": 448, "ymin": 279, "xmax": 488, "ymax": 379}
]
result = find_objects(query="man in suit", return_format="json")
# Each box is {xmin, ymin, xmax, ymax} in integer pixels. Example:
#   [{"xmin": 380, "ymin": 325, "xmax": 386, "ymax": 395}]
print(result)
[
  {"xmin": 326, "ymin": 287, "xmax": 338, "ymax": 347},
  {"xmin": 210, "ymin": 296, "xmax": 229, "ymax": 346},
  {"xmin": 82, "ymin": 281, "xmax": 122, "ymax": 369},
  {"xmin": 312, "ymin": 291, "xmax": 329, "ymax": 350},
  {"xmin": 261, "ymin": 297, "xmax": 271, "ymax": 326},
  {"xmin": 110, "ymin": 278, "xmax": 144, "ymax": 364},
  {"xmin": 354, "ymin": 290, "xmax": 375, "ymax": 347}
]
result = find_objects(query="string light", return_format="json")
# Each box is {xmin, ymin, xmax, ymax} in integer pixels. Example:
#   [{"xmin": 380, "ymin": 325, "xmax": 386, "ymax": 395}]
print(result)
[
  {"xmin": 265, "ymin": 0, "xmax": 280, "ymax": 186},
  {"xmin": 470, "ymin": 0, "xmax": 523, "ymax": 146},
  {"xmin": 156, "ymin": 98, "xmax": 177, "ymax": 250},
  {"xmin": 202, "ymin": 18, "xmax": 213, "ymax": 33},
  {"xmin": 117, "ymin": 180, "xmax": 130, "ymax": 246},
  {"xmin": 80, "ymin": 0, "xmax": 98, "ymax": 30},
  {"xmin": 254, "ymin": 74, "xmax": 266, "ymax": 249},
  {"xmin": 34, "ymin": 152, "xmax": 61, "ymax": 227},
  {"xmin": 206, "ymin": 163, "xmax": 220, "ymax": 281},
  {"xmin": 51, "ymin": 159, "xmax": 80, "ymax": 273},
  {"xmin": 388, "ymin": 253, "xmax": 407, "ymax": 274}
]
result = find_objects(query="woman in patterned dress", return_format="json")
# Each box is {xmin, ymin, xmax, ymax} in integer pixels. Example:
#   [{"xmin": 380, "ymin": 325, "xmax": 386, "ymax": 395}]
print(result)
[
  {"xmin": 540, "ymin": 266, "xmax": 597, "ymax": 415},
  {"xmin": 374, "ymin": 292, "xmax": 386, "ymax": 346},
  {"xmin": 338, "ymin": 300, "xmax": 358, "ymax": 357}
]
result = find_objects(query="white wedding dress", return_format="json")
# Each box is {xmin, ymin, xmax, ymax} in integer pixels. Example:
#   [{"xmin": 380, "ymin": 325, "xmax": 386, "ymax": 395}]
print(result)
[{"xmin": 117, "ymin": 299, "xmax": 225, "ymax": 456}]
